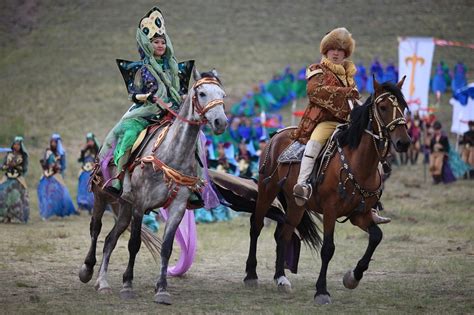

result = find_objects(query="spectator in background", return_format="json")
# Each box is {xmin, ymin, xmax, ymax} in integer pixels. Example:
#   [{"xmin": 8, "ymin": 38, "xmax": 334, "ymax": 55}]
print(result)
[
  {"xmin": 383, "ymin": 62, "xmax": 398, "ymax": 84},
  {"xmin": 77, "ymin": 133, "xmax": 99, "ymax": 213},
  {"xmin": 459, "ymin": 121, "xmax": 474, "ymax": 179},
  {"xmin": 0, "ymin": 136, "xmax": 29, "ymax": 223},
  {"xmin": 440, "ymin": 60, "xmax": 451, "ymax": 88},
  {"xmin": 366, "ymin": 58, "xmax": 384, "ymax": 94},
  {"xmin": 429, "ymin": 121, "xmax": 455, "ymax": 184},
  {"xmin": 354, "ymin": 62, "xmax": 367, "ymax": 92},
  {"xmin": 431, "ymin": 63, "xmax": 447, "ymax": 106},
  {"xmin": 452, "ymin": 62, "xmax": 467, "ymax": 93},
  {"xmin": 37, "ymin": 134, "xmax": 77, "ymax": 220}
]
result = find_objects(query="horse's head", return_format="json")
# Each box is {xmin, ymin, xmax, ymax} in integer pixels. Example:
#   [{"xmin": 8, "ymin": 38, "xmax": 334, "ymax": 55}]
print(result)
[
  {"xmin": 372, "ymin": 76, "xmax": 412, "ymax": 152},
  {"xmin": 190, "ymin": 68, "xmax": 228, "ymax": 134}
]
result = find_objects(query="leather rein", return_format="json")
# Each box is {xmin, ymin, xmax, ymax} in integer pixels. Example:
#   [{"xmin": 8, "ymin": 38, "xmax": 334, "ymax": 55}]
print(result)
[{"xmin": 155, "ymin": 77, "xmax": 225, "ymax": 126}]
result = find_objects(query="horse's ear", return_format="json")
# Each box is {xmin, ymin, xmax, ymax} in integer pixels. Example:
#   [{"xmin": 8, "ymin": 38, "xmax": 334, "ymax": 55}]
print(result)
[
  {"xmin": 211, "ymin": 68, "xmax": 219, "ymax": 78},
  {"xmin": 193, "ymin": 67, "xmax": 201, "ymax": 81},
  {"xmin": 396, "ymin": 75, "xmax": 406, "ymax": 90},
  {"xmin": 373, "ymin": 74, "xmax": 381, "ymax": 93}
]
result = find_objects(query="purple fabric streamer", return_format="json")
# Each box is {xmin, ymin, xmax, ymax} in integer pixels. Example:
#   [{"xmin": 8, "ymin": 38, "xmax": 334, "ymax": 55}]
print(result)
[
  {"xmin": 160, "ymin": 208, "xmax": 197, "ymax": 276},
  {"xmin": 159, "ymin": 133, "xmax": 218, "ymax": 276},
  {"xmin": 199, "ymin": 132, "xmax": 220, "ymax": 209},
  {"xmin": 100, "ymin": 141, "xmax": 116, "ymax": 184}
]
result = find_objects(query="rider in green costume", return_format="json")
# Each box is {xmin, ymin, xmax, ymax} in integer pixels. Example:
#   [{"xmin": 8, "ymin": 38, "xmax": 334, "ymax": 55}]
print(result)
[{"xmin": 100, "ymin": 7, "xmax": 182, "ymax": 201}]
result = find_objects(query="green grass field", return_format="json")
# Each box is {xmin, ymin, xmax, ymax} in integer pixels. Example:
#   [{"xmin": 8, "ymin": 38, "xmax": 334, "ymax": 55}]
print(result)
[{"xmin": 0, "ymin": 0, "xmax": 473, "ymax": 313}]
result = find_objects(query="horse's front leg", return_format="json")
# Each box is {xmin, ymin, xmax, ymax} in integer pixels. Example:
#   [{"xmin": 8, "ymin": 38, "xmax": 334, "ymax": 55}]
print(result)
[
  {"xmin": 154, "ymin": 191, "xmax": 188, "ymax": 305},
  {"xmin": 94, "ymin": 201, "xmax": 133, "ymax": 293},
  {"xmin": 343, "ymin": 221, "xmax": 383, "ymax": 290},
  {"xmin": 120, "ymin": 208, "xmax": 144, "ymax": 299},
  {"xmin": 314, "ymin": 211, "xmax": 336, "ymax": 305},
  {"xmin": 79, "ymin": 190, "xmax": 108, "ymax": 283}
]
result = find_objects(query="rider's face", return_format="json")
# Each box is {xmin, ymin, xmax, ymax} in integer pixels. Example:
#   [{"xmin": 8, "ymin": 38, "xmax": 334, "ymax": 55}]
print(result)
[
  {"xmin": 152, "ymin": 37, "xmax": 167, "ymax": 57},
  {"xmin": 326, "ymin": 49, "xmax": 345, "ymax": 64}
]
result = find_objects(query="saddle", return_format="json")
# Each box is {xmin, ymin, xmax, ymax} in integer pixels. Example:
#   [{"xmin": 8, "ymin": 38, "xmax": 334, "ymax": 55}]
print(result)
[
  {"xmin": 276, "ymin": 124, "xmax": 347, "ymax": 183},
  {"xmin": 91, "ymin": 121, "xmax": 169, "ymax": 193},
  {"xmin": 91, "ymin": 120, "xmax": 205, "ymax": 209}
]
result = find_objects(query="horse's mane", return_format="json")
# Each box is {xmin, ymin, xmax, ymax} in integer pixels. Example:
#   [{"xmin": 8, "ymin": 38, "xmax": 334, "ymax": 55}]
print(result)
[{"xmin": 337, "ymin": 82, "xmax": 407, "ymax": 149}]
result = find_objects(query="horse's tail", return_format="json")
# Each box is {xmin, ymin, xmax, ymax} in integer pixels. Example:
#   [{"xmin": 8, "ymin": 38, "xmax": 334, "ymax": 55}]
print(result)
[
  {"xmin": 109, "ymin": 202, "xmax": 162, "ymax": 264},
  {"xmin": 297, "ymin": 210, "xmax": 322, "ymax": 252},
  {"xmin": 140, "ymin": 225, "xmax": 162, "ymax": 263}
]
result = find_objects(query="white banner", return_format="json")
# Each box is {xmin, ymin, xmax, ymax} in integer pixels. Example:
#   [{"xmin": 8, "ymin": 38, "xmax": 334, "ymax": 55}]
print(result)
[{"xmin": 398, "ymin": 37, "xmax": 435, "ymax": 117}]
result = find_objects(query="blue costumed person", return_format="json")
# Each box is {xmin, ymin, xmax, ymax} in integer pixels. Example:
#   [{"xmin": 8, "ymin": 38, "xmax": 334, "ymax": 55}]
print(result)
[
  {"xmin": 354, "ymin": 62, "xmax": 367, "ymax": 93},
  {"xmin": 452, "ymin": 62, "xmax": 467, "ymax": 93},
  {"xmin": 0, "ymin": 136, "xmax": 30, "ymax": 223},
  {"xmin": 77, "ymin": 133, "xmax": 100, "ymax": 213},
  {"xmin": 37, "ymin": 134, "xmax": 77, "ymax": 220},
  {"xmin": 366, "ymin": 58, "xmax": 384, "ymax": 94},
  {"xmin": 383, "ymin": 62, "xmax": 398, "ymax": 84},
  {"xmin": 431, "ymin": 63, "xmax": 447, "ymax": 105}
]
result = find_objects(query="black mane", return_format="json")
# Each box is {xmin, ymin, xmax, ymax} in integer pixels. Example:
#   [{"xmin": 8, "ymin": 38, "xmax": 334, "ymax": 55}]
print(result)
[{"xmin": 337, "ymin": 81, "xmax": 407, "ymax": 149}]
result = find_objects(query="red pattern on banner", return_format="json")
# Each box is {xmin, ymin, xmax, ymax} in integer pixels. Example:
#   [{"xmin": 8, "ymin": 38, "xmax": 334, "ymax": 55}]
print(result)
[{"xmin": 434, "ymin": 38, "xmax": 474, "ymax": 49}]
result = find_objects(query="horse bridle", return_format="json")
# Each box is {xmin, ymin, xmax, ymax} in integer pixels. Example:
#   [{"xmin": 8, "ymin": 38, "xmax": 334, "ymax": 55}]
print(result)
[
  {"xmin": 155, "ymin": 76, "xmax": 225, "ymax": 126},
  {"xmin": 366, "ymin": 91, "xmax": 408, "ymax": 159},
  {"xmin": 191, "ymin": 77, "xmax": 225, "ymax": 119}
]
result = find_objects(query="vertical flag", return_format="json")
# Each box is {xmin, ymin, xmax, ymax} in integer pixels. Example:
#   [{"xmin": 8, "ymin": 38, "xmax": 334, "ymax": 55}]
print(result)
[{"xmin": 398, "ymin": 37, "xmax": 435, "ymax": 117}]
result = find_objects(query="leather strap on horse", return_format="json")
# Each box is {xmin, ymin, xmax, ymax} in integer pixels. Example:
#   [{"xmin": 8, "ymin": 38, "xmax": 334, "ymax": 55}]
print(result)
[
  {"xmin": 335, "ymin": 140, "xmax": 383, "ymax": 224},
  {"xmin": 153, "ymin": 76, "xmax": 225, "ymax": 126},
  {"xmin": 140, "ymin": 155, "xmax": 204, "ymax": 192},
  {"xmin": 152, "ymin": 124, "xmax": 171, "ymax": 153}
]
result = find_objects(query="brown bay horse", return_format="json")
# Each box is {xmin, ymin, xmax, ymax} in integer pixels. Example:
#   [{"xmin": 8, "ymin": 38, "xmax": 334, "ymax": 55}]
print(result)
[{"xmin": 244, "ymin": 77, "xmax": 411, "ymax": 304}]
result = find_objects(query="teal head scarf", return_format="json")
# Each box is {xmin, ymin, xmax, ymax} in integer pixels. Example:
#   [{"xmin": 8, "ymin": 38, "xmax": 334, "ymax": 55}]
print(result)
[
  {"xmin": 136, "ymin": 7, "xmax": 181, "ymax": 105},
  {"xmin": 11, "ymin": 136, "xmax": 28, "ymax": 157},
  {"xmin": 86, "ymin": 132, "xmax": 100, "ymax": 151}
]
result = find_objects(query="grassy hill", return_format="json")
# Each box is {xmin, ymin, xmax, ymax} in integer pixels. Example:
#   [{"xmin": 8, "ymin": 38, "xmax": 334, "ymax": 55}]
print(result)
[{"xmin": 0, "ymin": 0, "xmax": 472, "ymax": 200}]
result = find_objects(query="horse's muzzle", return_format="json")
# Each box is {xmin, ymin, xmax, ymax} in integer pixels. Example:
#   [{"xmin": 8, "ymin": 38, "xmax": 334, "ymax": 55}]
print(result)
[
  {"xmin": 395, "ymin": 138, "xmax": 411, "ymax": 152},
  {"xmin": 212, "ymin": 118, "xmax": 228, "ymax": 135}
]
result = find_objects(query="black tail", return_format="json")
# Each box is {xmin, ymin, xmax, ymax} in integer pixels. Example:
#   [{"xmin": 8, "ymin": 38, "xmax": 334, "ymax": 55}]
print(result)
[{"xmin": 297, "ymin": 210, "xmax": 322, "ymax": 251}]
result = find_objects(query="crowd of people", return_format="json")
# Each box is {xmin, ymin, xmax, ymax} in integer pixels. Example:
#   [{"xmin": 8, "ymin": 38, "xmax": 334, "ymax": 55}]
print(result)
[
  {"xmin": 395, "ymin": 112, "xmax": 473, "ymax": 183},
  {"xmin": 0, "ymin": 132, "xmax": 241, "ymax": 226},
  {"xmin": 431, "ymin": 61, "xmax": 468, "ymax": 104},
  {"xmin": 0, "ymin": 133, "xmax": 104, "ymax": 223}
]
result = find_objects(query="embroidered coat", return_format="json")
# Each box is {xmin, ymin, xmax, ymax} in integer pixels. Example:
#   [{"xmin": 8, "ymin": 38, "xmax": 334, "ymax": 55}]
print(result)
[{"xmin": 291, "ymin": 62, "xmax": 359, "ymax": 144}]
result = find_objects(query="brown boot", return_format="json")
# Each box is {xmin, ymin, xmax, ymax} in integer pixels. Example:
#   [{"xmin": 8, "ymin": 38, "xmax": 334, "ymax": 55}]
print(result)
[{"xmin": 371, "ymin": 208, "xmax": 391, "ymax": 224}]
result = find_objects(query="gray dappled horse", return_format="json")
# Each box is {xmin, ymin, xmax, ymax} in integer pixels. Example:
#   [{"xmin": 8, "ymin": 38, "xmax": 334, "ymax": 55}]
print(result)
[{"xmin": 78, "ymin": 69, "xmax": 227, "ymax": 305}]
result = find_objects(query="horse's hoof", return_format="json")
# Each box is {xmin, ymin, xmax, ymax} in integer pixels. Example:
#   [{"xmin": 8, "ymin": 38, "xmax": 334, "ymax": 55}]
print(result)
[
  {"xmin": 314, "ymin": 294, "xmax": 332, "ymax": 305},
  {"xmin": 78, "ymin": 264, "xmax": 93, "ymax": 283},
  {"xmin": 120, "ymin": 288, "xmax": 135, "ymax": 299},
  {"xmin": 276, "ymin": 276, "xmax": 292, "ymax": 293},
  {"xmin": 243, "ymin": 278, "xmax": 259, "ymax": 288},
  {"xmin": 343, "ymin": 270, "xmax": 359, "ymax": 289},
  {"xmin": 97, "ymin": 286, "xmax": 113, "ymax": 295},
  {"xmin": 154, "ymin": 291, "xmax": 172, "ymax": 305}
]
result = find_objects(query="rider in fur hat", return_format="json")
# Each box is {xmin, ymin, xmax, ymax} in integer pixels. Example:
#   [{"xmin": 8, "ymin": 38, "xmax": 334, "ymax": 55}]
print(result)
[{"xmin": 291, "ymin": 27, "xmax": 390, "ymax": 224}]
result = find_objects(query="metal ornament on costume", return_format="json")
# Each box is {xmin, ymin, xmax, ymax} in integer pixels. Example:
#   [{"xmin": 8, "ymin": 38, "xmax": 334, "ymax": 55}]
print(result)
[{"xmin": 139, "ymin": 7, "xmax": 166, "ymax": 39}]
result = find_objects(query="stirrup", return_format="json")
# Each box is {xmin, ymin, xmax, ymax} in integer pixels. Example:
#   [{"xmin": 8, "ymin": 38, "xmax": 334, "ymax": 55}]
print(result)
[{"xmin": 293, "ymin": 183, "xmax": 312, "ymax": 206}]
